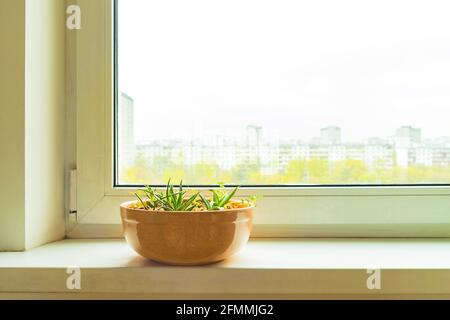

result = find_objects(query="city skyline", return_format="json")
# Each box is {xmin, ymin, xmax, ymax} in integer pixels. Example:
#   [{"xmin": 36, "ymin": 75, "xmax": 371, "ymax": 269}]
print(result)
[
  {"xmin": 132, "ymin": 124, "xmax": 450, "ymax": 167},
  {"xmin": 119, "ymin": 91, "xmax": 450, "ymax": 146},
  {"xmin": 118, "ymin": 91, "xmax": 450, "ymax": 184},
  {"xmin": 134, "ymin": 123, "xmax": 450, "ymax": 146}
]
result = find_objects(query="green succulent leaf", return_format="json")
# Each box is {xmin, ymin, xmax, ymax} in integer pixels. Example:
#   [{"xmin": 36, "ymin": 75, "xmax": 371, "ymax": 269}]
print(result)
[
  {"xmin": 199, "ymin": 193, "xmax": 213, "ymax": 210},
  {"xmin": 179, "ymin": 192, "xmax": 199, "ymax": 211},
  {"xmin": 218, "ymin": 186, "xmax": 239, "ymax": 207},
  {"xmin": 134, "ymin": 192, "xmax": 148, "ymax": 210}
]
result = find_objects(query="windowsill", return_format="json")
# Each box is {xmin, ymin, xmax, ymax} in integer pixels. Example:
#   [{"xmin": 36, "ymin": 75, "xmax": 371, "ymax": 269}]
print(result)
[{"xmin": 2, "ymin": 238, "xmax": 450, "ymax": 299}]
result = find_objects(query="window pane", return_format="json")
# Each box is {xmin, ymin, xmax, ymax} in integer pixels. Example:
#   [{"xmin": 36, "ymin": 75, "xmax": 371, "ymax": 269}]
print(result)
[{"xmin": 117, "ymin": 0, "xmax": 450, "ymax": 185}]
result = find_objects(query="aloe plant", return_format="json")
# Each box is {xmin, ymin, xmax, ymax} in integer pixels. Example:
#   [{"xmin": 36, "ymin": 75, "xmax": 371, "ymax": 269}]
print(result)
[
  {"xmin": 133, "ymin": 180, "xmax": 254, "ymax": 211},
  {"xmin": 135, "ymin": 179, "xmax": 199, "ymax": 211}
]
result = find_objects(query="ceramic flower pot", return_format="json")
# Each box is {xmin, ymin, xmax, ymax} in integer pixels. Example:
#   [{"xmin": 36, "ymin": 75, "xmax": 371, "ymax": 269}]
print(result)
[{"xmin": 120, "ymin": 200, "xmax": 255, "ymax": 265}]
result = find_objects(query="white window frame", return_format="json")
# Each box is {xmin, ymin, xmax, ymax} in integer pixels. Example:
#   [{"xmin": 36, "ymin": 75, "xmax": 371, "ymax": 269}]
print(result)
[{"xmin": 67, "ymin": 0, "xmax": 450, "ymax": 238}]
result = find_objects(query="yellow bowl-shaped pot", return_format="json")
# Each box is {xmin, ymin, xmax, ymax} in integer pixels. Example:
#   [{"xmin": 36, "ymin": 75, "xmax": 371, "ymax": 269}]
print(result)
[{"xmin": 120, "ymin": 200, "xmax": 255, "ymax": 265}]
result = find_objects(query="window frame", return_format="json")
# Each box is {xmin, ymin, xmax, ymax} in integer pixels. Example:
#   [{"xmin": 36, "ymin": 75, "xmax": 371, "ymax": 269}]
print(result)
[{"xmin": 67, "ymin": 0, "xmax": 450, "ymax": 238}]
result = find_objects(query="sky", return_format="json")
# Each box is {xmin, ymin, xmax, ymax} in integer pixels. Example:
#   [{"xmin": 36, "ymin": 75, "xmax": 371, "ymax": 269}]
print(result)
[{"xmin": 118, "ymin": 0, "xmax": 450, "ymax": 144}]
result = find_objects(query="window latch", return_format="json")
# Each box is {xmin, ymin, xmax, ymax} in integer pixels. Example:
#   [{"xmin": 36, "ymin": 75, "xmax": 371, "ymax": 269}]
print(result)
[{"xmin": 69, "ymin": 169, "xmax": 77, "ymax": 222}]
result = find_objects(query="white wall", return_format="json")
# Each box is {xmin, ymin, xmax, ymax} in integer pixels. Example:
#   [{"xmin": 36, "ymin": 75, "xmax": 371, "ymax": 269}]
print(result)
[
  {"xmin": 0, "ymin": 0, "xmax": 26, "ymax": 251},
  {"xmin": 24, "ymin": 0, "xmax": 66, "ymax": 249},
  {"xmin": 0, "ymin": 0, "xmax": 66, "ymax": 251}
]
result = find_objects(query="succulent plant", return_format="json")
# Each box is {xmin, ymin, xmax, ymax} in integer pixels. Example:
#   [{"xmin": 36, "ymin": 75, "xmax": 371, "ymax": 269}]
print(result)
[{"xmin": 133, "ymin": 180, "xmax": 255, "ymax": 211}]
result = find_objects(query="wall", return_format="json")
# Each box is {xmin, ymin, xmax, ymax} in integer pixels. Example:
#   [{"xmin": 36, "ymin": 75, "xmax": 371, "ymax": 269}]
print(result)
[
  {"xmin": 0, "ymin": 0, "xmax": 66, "ymax": 251},
  {"xmin": 0, "ymin": 0, "xmax": 26, "ymax": 251},
  {"xmin": 24, "ymin": 0, "xmax": 66, "ymax": 249}
]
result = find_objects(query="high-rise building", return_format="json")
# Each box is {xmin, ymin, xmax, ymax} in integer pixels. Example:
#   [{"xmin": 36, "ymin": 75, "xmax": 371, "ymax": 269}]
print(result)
[
  {"xmin": 320, "ymin": 126, "xmax": 341, "ymax": 145},
  {"xmin": 394, "ymin": 126, "xmax": 422, "ymax": 167},
  {"xmin": 395, "ymin": 126, "xmax": 421, "ymax": 148},
  {"xmin": 118, "ymin": 92, "xmax": 135, "ymax": 169},
  {"xmin": 246, "ymin": 125, "xmax": 262, "ymax": 146},
  {"xmin": 246, "ymin": 125, "xmax": 263, "ymax": 166}
]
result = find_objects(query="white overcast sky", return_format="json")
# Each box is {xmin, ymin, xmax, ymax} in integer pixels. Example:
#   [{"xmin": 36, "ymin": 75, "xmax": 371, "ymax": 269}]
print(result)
[{"xmin": 118, "ymin": 0, "xmax": 450, "ymax": 143}]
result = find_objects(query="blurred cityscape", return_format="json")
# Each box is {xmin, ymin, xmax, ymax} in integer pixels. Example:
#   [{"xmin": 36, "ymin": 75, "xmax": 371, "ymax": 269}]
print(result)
[{"xmin": 118, "ymin": 93, "xmax": 450, "ymax": 184}]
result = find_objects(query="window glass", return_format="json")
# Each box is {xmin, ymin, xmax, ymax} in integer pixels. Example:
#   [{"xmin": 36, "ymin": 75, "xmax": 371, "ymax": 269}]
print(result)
[{"xmin": 117, "ymin": 0, "xmax": 450, "ymax": 185}]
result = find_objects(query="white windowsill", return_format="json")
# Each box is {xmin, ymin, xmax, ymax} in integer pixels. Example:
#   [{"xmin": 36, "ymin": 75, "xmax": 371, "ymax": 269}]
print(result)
[{"xmin": 1, "ymin": 238, "xmax": 450, "ymax": 299}]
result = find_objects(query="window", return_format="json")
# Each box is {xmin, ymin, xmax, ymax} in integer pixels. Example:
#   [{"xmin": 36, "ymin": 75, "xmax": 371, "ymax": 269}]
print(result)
[
  {"xmin": 117, "ymin": 0, "xmax": 450, "ymax": 186},
  {"xmin": 70, "ymin": 0, "xmax": 450, "ymax": 238}
]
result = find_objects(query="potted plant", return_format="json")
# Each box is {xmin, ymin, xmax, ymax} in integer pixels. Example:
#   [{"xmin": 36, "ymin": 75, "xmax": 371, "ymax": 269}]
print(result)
[{"xmin": 120, "ymin": 180, "xmax": 256, "ymax": 265}]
